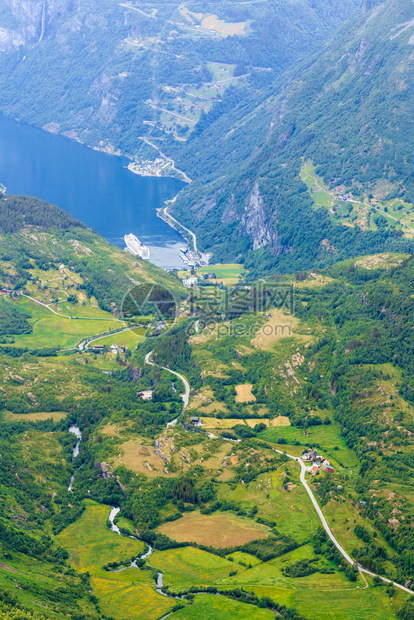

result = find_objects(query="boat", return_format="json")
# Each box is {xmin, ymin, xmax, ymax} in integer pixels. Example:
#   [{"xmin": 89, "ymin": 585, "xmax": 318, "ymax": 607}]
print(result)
[{"xmin": 124, "ymin": 233, "xmax": 150, "ymax": 260}]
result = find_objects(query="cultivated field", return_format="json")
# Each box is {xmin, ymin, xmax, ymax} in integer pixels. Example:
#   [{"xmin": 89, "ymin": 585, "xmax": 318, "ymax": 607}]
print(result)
[
  {"xmin": 91, "ymin": 578, "xmax": 174, "ymax": 620},
  {"xmin": 235, "ymin": 383, "xmax": 256, "ymax": 403},
  {"xmin": 269, "ymin": 416, "xmax": 291, "ymax": 427},
  {"xmin": 56, "ymin": 500, "xmax": 144, "ymax": 573},
  {"xmin": 156, "ymin": 511, "xmax": 270, "ymax": 548},
  {"xmin": 90, "ymin": 327, "xmax": 145, "ymax": 349},
  {"xmin": 9, "ymin": 297, "xmax": 123, "ymax": 349},
  {"xmin": 3, "ymin": 410, "xmax": 67, "ymax": 422},
  {"xmin": 172, "ymin": 593, "xmax": 273, "ymax": 619},
  {"xmin": 150, "ymin": 547, "xmax": 242, "ymax": 586}
]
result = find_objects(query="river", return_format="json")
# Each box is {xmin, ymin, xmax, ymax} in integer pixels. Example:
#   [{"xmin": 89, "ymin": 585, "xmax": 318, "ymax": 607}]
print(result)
[{"xmin": 0, "ymin": 114, "xmax": 185, "ymax": 269}]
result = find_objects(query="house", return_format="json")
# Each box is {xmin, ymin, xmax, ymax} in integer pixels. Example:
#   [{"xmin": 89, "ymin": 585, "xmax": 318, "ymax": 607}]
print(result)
[
  {"xmin": 302, "ymin": 448, "xmax": 319, "ymax": 462},
  {"xmin": 111, "ymin": 344, "xmax": 118, "ymax": 351},
  {"xmin": 190, "ymin": 416, "xmax": 201, "ymax": 426},
  {"xmin": 139, "ymin": 390, "xmax": 153, "ymax": 401},
  {"xmin": 1, "ymin": 289, "xmax": 12, "ymax": 295},
  {"xmin": 322, "ymin": 461, "xmax": 334, "ymax": 473},
  {"xmin": 182, "ymin": 276, "xmax": 198, "ymax": 288},
  {"xmin": 311, "ymin": 464, "xmax": 320, "ymax": 475},
  {"xmin": 93, "ymin": 345, "xmax": 104, "ymax": 350}
]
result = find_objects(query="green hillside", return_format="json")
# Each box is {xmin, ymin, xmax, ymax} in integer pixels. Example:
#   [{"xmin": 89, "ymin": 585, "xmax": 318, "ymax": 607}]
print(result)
[
  {"xmin": 171, "ymin": 0, "xmax": 414, "ymax": 270},
  {"xmin": 1, "ymin": 211, "xmax": 414, "ymax": 618},
  {"xmin": 0, "ymin": 0, "xmax": 361, "ymax": 160}
]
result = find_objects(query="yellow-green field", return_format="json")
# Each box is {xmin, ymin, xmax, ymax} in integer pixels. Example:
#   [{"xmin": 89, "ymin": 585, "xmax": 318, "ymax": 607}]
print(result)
[
  {"xmin": 89, "ymin": 327, "xmax": 145, "ymax": 349},
  {"xmin": 56, "ymin": 501, "xmax": 176, "ymax": 620},
  {"xmin": 9, "ymin": 297, "xmax": 124, "ymax": 349},
  {"xmin": 151, "ymin": 547, "xmax": 242, "ymax": 586},
  {"xmin": 3, "ymin": 410, "xmax": 68, "ymax": 422},
  {"xmin": 56, "ymin": 500, "xmax": 144, "ymax": 573},
  {"xmin": 156, "ymin": 511, "xmax": 270, "ymax": 548},
  {"xmin": 172, "ymin": 593, "xmax": 273, "ymax": 619},
  {"xmin": 180, "ymin": 263, "xmax": 246, "ymax": 286},
  {"xmin": 91, "ymin": 578, "xmax": 174, "ymax": 620}
]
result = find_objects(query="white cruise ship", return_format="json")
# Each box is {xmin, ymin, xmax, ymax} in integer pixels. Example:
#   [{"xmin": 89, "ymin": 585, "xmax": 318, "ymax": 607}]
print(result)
[{"xmin": 124, "ymin": 233, "xmax": 150, "ymax": 260}]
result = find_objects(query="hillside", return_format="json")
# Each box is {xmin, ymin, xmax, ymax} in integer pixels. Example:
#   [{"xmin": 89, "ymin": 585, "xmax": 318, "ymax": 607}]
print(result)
[
  {"xmin": 171, "ymin": 0, "xmax": 414, "ymax": 270},
  {"xmin": 1, "ymin": 218, "xmax": 414, "ymax": 619},
  {"xmin": 0, "ymin": 193, "xmax": 184, "ymax": 349},
  {"xmin": 0, "ymin": 0, "xmax": 360, "ymax": 160}
]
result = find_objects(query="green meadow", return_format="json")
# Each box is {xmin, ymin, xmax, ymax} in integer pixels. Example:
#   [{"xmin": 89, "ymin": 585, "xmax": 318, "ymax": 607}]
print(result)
[
  {"xmin": 56, "ymin": 500, "xmax": 176, "ymax": 620},
  {"xmin": 9, "ymin": 297, "xmax": 123, "ymax": 349},
  {"xmin": 56, "ymin": 500, "xmax": 144, "ymax": 573},
  {"xmin": 172, "ymin": 593, "xmax": 274, "ymax": 620}
]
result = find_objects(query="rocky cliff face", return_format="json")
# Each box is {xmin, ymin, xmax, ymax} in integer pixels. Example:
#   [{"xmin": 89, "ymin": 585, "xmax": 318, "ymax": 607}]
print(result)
[
  {"xmin": 0, "ymin": 0, "xmax": 77, "ymax": 51},
  {"xmin": 241, "ymin": 182, "xmax": 272, "ymax": 251}
]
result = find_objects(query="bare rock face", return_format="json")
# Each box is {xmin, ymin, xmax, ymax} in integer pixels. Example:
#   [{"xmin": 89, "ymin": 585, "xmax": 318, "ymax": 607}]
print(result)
[
  {"xmin": 241, "ymin": 182, "xmax": 272, "ymax": 251},
  {"xmin": 0, "ymin": 0, "xmax": 78, "ymax": 51}
]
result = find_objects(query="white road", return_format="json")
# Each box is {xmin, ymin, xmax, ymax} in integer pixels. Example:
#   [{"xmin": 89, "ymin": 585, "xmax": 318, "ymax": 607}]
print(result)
[
  {"xmin": 145, "ymin": 351, "xmax": 190, "ymax": 409},
  {"xmin": 273, "ymin": 448, "xmax": 414, "ymax": 595}
]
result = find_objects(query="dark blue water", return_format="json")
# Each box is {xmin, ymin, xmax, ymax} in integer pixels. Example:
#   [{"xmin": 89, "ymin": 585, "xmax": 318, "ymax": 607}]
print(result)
[{"xmin": 0, "ymin": 114, "xmax": 185, "ymax": 268}]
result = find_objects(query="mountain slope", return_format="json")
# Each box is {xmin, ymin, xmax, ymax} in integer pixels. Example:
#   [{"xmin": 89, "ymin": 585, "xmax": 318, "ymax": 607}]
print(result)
[
  {"xmin": 0, "ymin": 0, "xmax": 361, "ymax": 157},
  {"xmin": 172, "ymin": 0, "xmax": 414, "ymax": 270}
]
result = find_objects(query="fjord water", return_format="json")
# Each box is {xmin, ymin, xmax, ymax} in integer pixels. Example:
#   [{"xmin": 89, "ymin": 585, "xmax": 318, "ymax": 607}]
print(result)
[{"xmin": 0, "ymin": 114, "xmax": 184, "ymax": 268}]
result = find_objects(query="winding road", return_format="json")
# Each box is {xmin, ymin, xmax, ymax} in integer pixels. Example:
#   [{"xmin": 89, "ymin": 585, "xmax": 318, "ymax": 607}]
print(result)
[
  {"xmin": 274, "ymin": 448, "xmax": 414, "ymax": 596},
  {"xmin": 145, "ymin": 350, "xmax": 190, "ymax": 410},
  {"xmin": 143, "ymin": 348, "xmax": 414, "ymax": 595}
]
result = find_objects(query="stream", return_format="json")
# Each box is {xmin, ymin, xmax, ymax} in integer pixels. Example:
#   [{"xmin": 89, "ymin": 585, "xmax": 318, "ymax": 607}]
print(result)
[
  {"xmin": 108, "ymin": 506, "xmax": 156, "ymax": 573},
  {"xmin": 68, "ymin": 425, "xmax": 82, "ymax": 492}
]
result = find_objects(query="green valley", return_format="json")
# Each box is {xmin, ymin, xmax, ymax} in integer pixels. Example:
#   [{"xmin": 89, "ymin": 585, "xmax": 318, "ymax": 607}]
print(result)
[{"xmin": 0, "ymin": 197, "xmax": 414, "ymax": 619}]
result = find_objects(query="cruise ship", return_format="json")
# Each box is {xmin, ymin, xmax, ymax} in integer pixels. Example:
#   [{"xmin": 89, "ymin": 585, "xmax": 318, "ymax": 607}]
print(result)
[{"xmin": 124, "ymin": 234, "xmax": 150, "ymax": 260}]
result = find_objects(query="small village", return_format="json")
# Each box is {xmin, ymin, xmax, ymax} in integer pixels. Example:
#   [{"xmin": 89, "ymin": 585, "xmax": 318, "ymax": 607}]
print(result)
[
  {"xmin": 128, "ymin": 157, "xmax": 171, "ymax": 178},
  {"xmin": 301, "ymin": 448, "xmax": 335, "ymax": 475}
]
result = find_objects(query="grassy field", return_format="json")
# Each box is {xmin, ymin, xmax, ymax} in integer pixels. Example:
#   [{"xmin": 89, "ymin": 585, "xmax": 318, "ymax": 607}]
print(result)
[
  {"xmin": 226, "ymin": 551, "xmax": 262, "ymax": 566},
  {"xmin": 218, "ymin": 469, "xmax": 320, "ymax": 544},
  {"xmin": 172, "ymin": 593, "xmax": 273, "ymax": 620},
  {"xmin": 91, "ymin": 578, "xmax": 174, "ymax": 620},
  {"xmin": 110, "ymin": 438, "xmax": 169, "ymax": 477},
  {"xmin": 90, "ymin": 327, "xmax": 145, "ymax": 349},
  {"xmin": 150, "ymin": 547, "xmax": 243, "ymax": 586},
  {"xmin": 3, "ymin": 410, "xmax": 68, "ymax": 422},
  {"xmin": 56, "ymin": 500, "xmax": 144, "ymax": 573},
  {"xmin": 235, "ymin": 383, "xmax": 256, "ymax": 403},
  {"xmin": 56, "ymin": 501, "xmax": 175, "ymax": 620},
  {"xmin": 258, "ymin": 422, "xmax": 359, "ymax": 471},
  {"xmin": 157, "ymin": 511, "xmax": 271, "ymax": 548},
  {"xmin": 180, "ymin": 263, "xmax": 246, "ymax": 286},
  {"xmin": 300, "ymin": 160, "xmax": 414, "ymax": 237},
  {"xmin": 250, "ymin": 308, "xmax": 302, "ymax": 351},
  {"xmin": 9, "ymin": 297, "xmax": 123, "ymax": 349},
  {"xmin": 269, "ymin": 416, "xmax": 291, "ymax": 427},
  {"xmin": 250, "ymin": 581, "xmax": 407, "ymax": 620}
]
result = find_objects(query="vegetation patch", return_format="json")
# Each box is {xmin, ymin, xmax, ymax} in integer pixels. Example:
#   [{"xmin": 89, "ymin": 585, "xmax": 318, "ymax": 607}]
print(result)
[
  {"xmin": 156, "ymin": 511, "xmax": 270, "ymax": 548},
  {"xmin": 150, "ymin": 547, "xmax": 240, "ymax": 586},
  {"xmin": 171, "ymin": 592, "xmax": 273, "ymax": 619},
  {"xmin": 235, "ymin": 384, "xmax": 256, "ymax": 403},
  {"xmin": 90, "ymin": 579, "xmax": 174, "ymax": 620},
  {"xmin": 3, "ymin": 411, "xmax": 67, "ymax": 422},
  {"xmin": 56, "ymin": 500, "xmax": 144, "ymax": 573}
]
